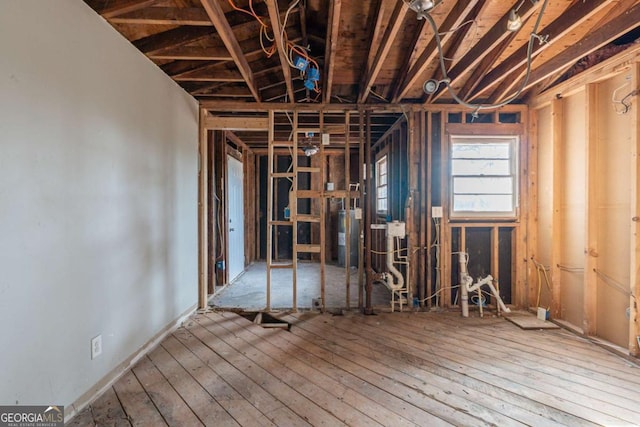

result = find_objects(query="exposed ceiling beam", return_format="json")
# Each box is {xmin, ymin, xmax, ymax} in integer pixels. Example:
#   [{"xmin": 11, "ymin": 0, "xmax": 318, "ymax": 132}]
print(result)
[
  {"xmin": 358, "ymin": 0, "xmax": 408, "ymax": 103},
  {"xmin": 174, "ymin": 69, "xmax": 245, "ymax": 82},
  {"xmin": 428, "ymin": 0, "xmax": 540, "ymax": 103},
  {"xmin": 423, "ymin": 1, "xmax": 486, "ymax": 103},
  {"xmin": 390, "ymin": 19, "xmax": 426, "ymax": 102},
  {"xmin": 456, "ymin": 35, "xmax": 515, "ymax": 100},
  {"xmin": 206, "ymin": 116, "xmax": 269, "ymax": 130},
  {"xmin": 200, "ymin": 0, "xmax": 260, "ymax": 102},
  {"xmin": 363, "ymin": 0, "xmax": 385, "ymax": 79},
  {"xmin": 133, "ymin": 26, "xmax": 214, "ymax": 55},
  {"xmin": 323, "ymin": 0, "xmax": 342, "ymax": 103},
  {"xmin": 469, "ymin": 0, "xmax": 613, "ymax": 102},
  {"xmin": 108, "ymin": 7, "xmax": 213, "ymax": 25},
  {"xmin": 95, "ymin": 0, "xmax": 158, "ymax": 19},
  {"xmin": 265, "ymin": 0, "xmax": 295, "ymax": 102},
  {"xmin": 148, "ymin": 46, "xmax": 232, "ymax": 61},
  {"xmin": 225, "ymin": 131, "xmax": 253, "ymax": 152},
  {"xmin": 498, "ymin": 2, "xmax": 640, "ymax": 103},
  {"xmin": 391, "ymin": 0, "xmax": 481, "ymax": 103}
]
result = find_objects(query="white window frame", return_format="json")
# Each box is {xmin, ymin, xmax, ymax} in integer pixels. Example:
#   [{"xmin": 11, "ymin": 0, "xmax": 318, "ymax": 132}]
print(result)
[
  {"xmin": 376, "ymin": 155, "xmax": 388, "ymax": 215},
  {"xmin": 449, "ymin": 135, "xmax": 519, "ymax": 219}
]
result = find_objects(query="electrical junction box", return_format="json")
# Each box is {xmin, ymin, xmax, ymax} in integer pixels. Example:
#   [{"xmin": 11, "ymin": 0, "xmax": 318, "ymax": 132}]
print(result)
[
  {"xmin": 294, "ymin": 56, "xmax": 309, "ymax": 71},
  {"xmin": 387, "ymin": 221, "xmax": 406, "ymax": 237},
  {"xmin": 354, "ymin": 208, "xmax": 362, "ymax": 220},
  {"xmin": 432, "ymin": 206, "xmax": 443, "ymax": 218},
  {"xmin": 322, "ymin": 133, "xmax": 330, "ymax": 145}
]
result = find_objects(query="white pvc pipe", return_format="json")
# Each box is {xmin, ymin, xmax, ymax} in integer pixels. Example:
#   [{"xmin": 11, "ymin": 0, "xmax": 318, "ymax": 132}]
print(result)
[
  {"xmin": 459, "ymin": 252, "xmax": 511, "ymax": 317},
  {"xmin": 385, "ymin": 233, "xmax": 405, "ymax": 291},
  {"xmin": 460, "ymin": 254, "xmax": 469, "ymax": 317}
]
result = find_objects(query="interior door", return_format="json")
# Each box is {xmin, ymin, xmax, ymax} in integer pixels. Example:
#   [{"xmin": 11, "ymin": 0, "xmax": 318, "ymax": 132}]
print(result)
[{"xmin": 227, "ymin": 155, "xmax": 245, "ymax": 283}]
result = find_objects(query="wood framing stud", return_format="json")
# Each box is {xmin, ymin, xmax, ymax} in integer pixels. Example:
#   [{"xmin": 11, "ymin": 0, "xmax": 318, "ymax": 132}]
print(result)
[
  {"xmin": 265, "ymin": 0, "xmax": 295, "ymax": 102},
  {"xmin": 200, "ymin": 0, "xmax": 261, "ymax": 102},
  {"xmin": 322, "ymin": 0, "xmax": 342, "ymax": 104},
  {"xmin": 358, "ymin": 1, "xmax": 408, "ymax": 103}
]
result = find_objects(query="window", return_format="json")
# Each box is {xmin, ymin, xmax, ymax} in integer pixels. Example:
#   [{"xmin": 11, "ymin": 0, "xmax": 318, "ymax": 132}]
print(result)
[
  {"xmin": 450, "ymin": 136, "xmax": 518, "ymax": 218},
  {"xmin": 376, "ymin": 155, "xmax": 388, "ymax": 214}
]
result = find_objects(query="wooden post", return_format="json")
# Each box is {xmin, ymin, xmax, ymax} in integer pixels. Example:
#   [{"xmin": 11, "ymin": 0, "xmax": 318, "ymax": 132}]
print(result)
[
  {"xmin": 365, "ymin": 111, "xmax": 374, "ymax": 314},
  {"xmin": 358, "ymin": 110, "xmax": 365, "ymax": 309},
  {"xmin": 318, "ymin": 111, "xmax": 326, "ymax": 312},
  {"xmin": 266, "ymin": 111, "xmax": 274, "ymax": 311},
  {"xmin": 426, "ymin": 112, "xmax": 433, "ymax": 308},
  {"xmin": 293, "ymin": 110, "xmax": 299, "ymax": 312},
  {"xmin": 408, "ymin": 112, "xmax": 419, "ymax": 308},
  {"xmin": 345, "ymin": 111, "xmax": 351, "ymax": 309},
  {"xmin": 441, "ymin": 114, "xmax": 451, "ymax": 307},
  {"xmin": 418, "ymin": 111, "xmax": 427, "ymax": 308},
  {"xmin": 198, "ymin": 107, "xmax": 209, "ymax": 310},
  {"xmin": 584, "ymin": 84, "xmax": 598, "ymax": 336},
  {"xmin": 516, "ymin": 107, "xmax": 529, "ymax": 308},
  {"xmin": 527, "ymin": 108, "xmax": 539, "ymax": 309},
  {"xmin": 630, "ymin": 63, "xmax": 640, "ymax": 357},
  {"xmin": 492, "ymin": 226, "xmax": 500, "ymax": 310},
  {"xmin": 550, "ymin": 99, "xmax": 564, "ymax": 319}
]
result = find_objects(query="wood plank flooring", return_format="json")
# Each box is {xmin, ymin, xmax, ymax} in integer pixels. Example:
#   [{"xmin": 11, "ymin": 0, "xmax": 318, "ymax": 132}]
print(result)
[{"xmin": 68, "ymin": 311, "xmax": 640, "ymax": 426}]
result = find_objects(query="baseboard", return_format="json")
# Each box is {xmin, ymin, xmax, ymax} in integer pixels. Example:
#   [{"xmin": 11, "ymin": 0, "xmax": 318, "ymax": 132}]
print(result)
[{"xmin": 64, "ymin": 303, "xmax": 198, "ymax": 423}]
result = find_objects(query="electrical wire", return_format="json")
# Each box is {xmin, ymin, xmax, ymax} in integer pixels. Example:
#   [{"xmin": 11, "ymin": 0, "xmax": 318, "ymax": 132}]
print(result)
[
  {"xmin": 557, "ymin": 264, "xmax": 584, "ymax": 273},
  {"xmin": 612, "ymin": 80, "xmax": 638, "ymax": 115},
  {"xmin": 531, "ymin": 257, "xmax": 551, "ymax": 308},
  {"xmin": 423, "ymin": 0, "xmax": 549, "ymax": 113},
  {"xmin": 594, "ymin": 268, "xmax": 636, "ymax": 300}
]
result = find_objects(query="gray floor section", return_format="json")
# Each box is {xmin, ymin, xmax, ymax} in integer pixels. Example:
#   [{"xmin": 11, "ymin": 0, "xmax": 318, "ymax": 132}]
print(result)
[{"xmin": 209, "ymin": 261, "xmax": 393, "ymax": 310}]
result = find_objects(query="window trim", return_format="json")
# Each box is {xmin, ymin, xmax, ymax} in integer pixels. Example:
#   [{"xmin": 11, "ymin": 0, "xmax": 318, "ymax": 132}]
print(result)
[{"xmin": 449, "ymin": 135, "xmax": 519, "ymax": 220}]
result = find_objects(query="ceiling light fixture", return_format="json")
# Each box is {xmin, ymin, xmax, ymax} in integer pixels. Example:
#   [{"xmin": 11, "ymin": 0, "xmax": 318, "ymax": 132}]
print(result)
[
  {"xmin": 423, "ymin": 79, "xmax": 448, "ymax": 94},
  {"xmin": 303, "ymin": 146, "xmax": 319, "ymax": 156},
  {"xmin": 507, "ymin": 9, "xmax": 522, "ymax": 31},
  {"xmin": 408, "ymin": 0, "xmax": 439, "ymax": 19}
]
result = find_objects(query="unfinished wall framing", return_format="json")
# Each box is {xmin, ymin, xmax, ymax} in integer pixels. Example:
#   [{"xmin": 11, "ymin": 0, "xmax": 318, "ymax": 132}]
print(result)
[{"xmin": 530, "ymin": 46, "xmax": 640, "ymax": 355}]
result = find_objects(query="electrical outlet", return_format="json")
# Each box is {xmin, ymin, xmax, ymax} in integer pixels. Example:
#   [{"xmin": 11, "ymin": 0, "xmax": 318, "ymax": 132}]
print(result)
[{"xmin": 91, "ymin": 335, "xmax": 102, "ymax": 360}]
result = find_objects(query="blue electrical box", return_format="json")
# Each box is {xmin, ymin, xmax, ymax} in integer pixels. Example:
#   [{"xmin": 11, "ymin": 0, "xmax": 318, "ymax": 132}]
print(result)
[
  {"xmin": 304, "ymin": 66, "xmax": 320, "ymax": 90},
  {"xmin": 294, "ymin": 56, "xmax": 309, "ymax": 71}
]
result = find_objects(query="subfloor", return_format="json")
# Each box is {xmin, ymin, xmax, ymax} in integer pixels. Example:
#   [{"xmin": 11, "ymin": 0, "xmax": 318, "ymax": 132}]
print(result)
[
  {"xmin": 210, "ymin": 261, "xmax": 393, "ymax": 310},
  {"xmin": 68, "ymin": 310, "xmax": 640, "ymax": 426}
]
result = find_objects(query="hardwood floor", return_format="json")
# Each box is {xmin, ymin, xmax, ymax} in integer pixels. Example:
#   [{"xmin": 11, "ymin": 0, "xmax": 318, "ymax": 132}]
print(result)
[{"xmin": 68, "ymin": 310, "xmax": 640, "ymax": 426}]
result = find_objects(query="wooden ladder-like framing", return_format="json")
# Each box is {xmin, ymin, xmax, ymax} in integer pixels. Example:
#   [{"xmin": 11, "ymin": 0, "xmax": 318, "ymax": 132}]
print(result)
[{"xmin": 266, "ymin": 110, "xmax": 358, "ymax": 312}]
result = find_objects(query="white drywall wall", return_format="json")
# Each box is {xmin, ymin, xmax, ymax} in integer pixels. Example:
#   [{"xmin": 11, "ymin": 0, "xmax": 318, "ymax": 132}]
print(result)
[{"xmin": 0, "ymin": 0, "xmax": 198, "ymax": 409}]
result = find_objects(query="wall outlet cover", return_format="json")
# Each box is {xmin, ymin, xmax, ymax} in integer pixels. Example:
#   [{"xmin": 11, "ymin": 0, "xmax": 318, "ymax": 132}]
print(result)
[{"xmin": 91, "ymin": 335, "xmax": 102, "ymax": 359}]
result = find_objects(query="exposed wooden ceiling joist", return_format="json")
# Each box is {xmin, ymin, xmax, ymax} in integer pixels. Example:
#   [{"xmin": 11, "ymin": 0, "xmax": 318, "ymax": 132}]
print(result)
[
  {"xmin": 457, "ymin": 35, "xmax": 515, "ymax": 101},
  {"xmin": 497, "ymin": 2, "xmax": 640, "ymax": 103},
  {"xmin": 428, "ymin": 0, "xmax": 541, "ymax": 103},
  {"xmin": 469, "ymin": 0, "xmax": 613, "ymax": 102},
  {"xmin": 133, "ymin": 26, "xmax": 214, "ymax": 55},
  {"xmin": 322, "ymin": 0, "xmax": 342, "ymax": 103},
  {"xmin": 109, "ymin": 7, "xmax": 213, "ymax": 26},
  {"xmin": 200, "ymin": 0, "xmax": 260, "ymax": 101},
  {"xmin": 391, "ymin": 0, "xmax": 481, "ymax": 103},
  {"xmin": 358, "ymin": 0, "xmax": 408, "ymax": 103},
  {"xmin": 174, "ymin": 68, "xmax": 245, "ymax": 82},
  {"xmin": 93, "ymin": 0, "xmax": 158, "ymax": 19},
  {"xmin": 148, "ymin": 46, "xmax": 232, "ymax": 61},
  {"xmin": 83, "ymin": 0, "xmax": 640, "ymax": 107},
  {"xmin": 265, "ymin": 0, "xmax": 295, "ymax": 102}
]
